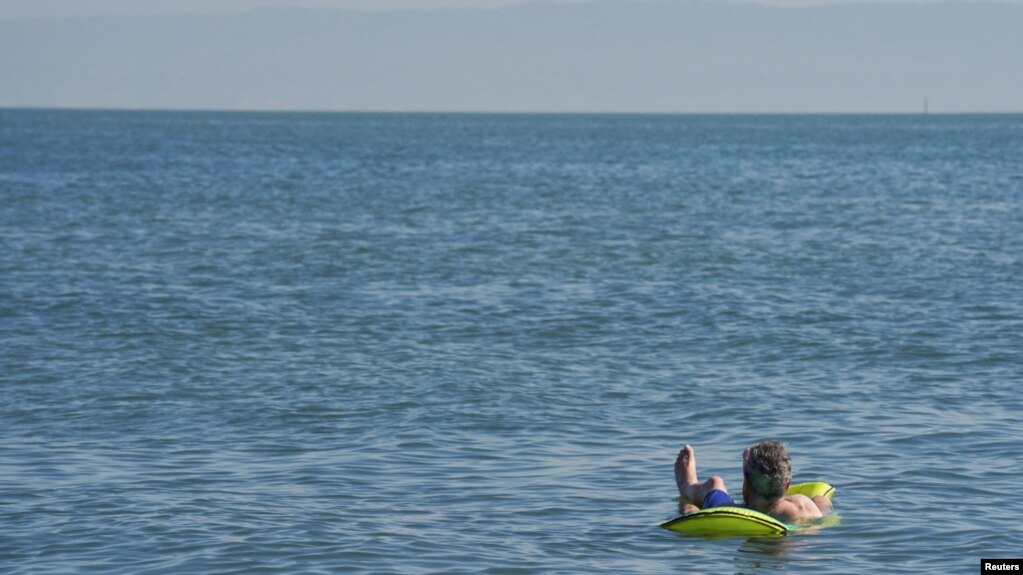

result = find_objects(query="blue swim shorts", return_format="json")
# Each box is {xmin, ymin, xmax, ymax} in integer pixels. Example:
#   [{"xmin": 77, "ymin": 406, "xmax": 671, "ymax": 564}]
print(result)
[{"xmin": 702, "ymin": 489, "xmax": 736, "ymax": 509}]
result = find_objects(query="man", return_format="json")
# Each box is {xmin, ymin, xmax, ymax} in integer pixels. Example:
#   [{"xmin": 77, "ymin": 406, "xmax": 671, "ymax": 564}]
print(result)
[{"xmin": 674, "ymin": 440, "xmax": 833, "ymax": 524}]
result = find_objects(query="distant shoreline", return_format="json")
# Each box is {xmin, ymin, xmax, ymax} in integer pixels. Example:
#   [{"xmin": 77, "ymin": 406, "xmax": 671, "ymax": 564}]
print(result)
[{"xmin": 3, "ymin": 106, "xmax": 1022, "ymax": 116}]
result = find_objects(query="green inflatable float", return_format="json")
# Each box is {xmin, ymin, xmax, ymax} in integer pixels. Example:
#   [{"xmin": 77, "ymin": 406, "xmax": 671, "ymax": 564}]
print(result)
[{"xmin": 661, "ymin": 482, "xmax": 836, "ymax": 536}]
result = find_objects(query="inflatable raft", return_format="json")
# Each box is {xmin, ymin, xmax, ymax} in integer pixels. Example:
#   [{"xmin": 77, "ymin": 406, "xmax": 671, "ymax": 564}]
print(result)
[{"xmin": 661, "ymin": 482, "xmax": 836, "ymax": 536}]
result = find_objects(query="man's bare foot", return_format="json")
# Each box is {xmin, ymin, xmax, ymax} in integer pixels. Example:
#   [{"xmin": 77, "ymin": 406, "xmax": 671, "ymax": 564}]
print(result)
[{"xmin": 674, "ymin": 444, "xmax": 699, "ymax": 503}]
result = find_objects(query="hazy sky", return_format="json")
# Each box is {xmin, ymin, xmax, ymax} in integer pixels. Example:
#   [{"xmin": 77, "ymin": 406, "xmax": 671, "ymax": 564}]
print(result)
[
  {"xmin": 4, "ymin": 0, "xmax": 1021, "ymax": 20},
  {"xmin": 1, "ymin": 0, "xmax": 1021, "ymax": 112},
  {"xmin": 11, "ymin": 0, "xmax": 567, "ymax": 20}
]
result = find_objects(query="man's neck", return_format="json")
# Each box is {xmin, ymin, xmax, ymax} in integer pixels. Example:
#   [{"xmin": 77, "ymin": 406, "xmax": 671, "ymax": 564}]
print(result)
[{"xmin": 747, "ymin": 495, "xmax": 782, "ymax": 514}]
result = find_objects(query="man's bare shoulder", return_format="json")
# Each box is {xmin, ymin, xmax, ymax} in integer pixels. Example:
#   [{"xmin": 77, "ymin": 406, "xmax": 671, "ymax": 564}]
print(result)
[{"xmin": 774, "ymin": 494, "xmax": 824, "ymax": 523}]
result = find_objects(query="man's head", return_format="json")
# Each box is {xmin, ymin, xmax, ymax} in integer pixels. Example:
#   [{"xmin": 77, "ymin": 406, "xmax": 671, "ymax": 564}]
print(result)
[{"xmin": 742, "ymin": 440, "xmax": 792, "ymax": 504}]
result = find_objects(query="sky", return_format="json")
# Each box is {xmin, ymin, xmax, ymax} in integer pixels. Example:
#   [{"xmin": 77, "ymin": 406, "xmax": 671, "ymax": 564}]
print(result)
[
  {"xmin": 4, "ymin": 0, "xmax": 1015, "ymax": 21},
  {"xmin": 10, "ymin": 0, "xmax": 573, "ymax": 20},
  {"xmin": 1, "ymin": 0, "xmax": 1021, "ymax": 113}
]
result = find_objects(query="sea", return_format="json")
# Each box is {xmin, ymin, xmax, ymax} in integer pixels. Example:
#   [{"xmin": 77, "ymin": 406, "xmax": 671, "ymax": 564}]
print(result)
[{"xmin": 2, "ymin": 110, "xmax": 1021, "ymax": 574}]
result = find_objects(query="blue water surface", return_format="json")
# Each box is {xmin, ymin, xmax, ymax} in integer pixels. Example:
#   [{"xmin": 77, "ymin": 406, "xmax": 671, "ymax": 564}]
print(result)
[{"xmin": 2, "ymin": 110, "xmax": 1021, "ymax": 574}]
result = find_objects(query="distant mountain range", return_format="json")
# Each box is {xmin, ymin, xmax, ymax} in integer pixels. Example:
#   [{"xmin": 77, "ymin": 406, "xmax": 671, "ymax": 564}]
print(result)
[{"xmin": 2, "ymin": 1, "xmax": 1021, "ymax": 112}]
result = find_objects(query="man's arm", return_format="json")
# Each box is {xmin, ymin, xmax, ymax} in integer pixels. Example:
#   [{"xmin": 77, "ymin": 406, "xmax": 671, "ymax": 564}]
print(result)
[{"xmin": 811, "ymin": 495, "xmax": 833, "ymax": 515}]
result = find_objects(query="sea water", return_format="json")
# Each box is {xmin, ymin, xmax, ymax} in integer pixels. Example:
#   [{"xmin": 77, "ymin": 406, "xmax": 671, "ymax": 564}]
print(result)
[{"xmin": 2, "ymin": 110, "xmax": 1021, "ymax": 574}]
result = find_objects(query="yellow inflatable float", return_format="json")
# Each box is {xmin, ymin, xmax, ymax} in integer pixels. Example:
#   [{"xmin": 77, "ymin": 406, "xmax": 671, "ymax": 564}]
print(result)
[{"xmin": 660, "ymin": 482, "xmax": 836, "ymax": 536}]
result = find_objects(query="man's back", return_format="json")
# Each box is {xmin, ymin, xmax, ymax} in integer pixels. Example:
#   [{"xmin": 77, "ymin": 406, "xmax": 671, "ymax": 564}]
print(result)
[{"xmin": 757, "ymin": 493, "xmax": 830, "ymax": 524}]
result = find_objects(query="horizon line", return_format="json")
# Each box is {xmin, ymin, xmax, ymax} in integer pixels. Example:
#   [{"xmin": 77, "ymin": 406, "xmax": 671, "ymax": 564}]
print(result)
[{"xmin": 4, "ymin": 105, "xmax": 1022, "ymax": 116}]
